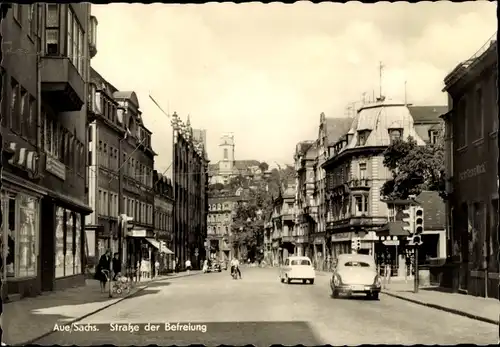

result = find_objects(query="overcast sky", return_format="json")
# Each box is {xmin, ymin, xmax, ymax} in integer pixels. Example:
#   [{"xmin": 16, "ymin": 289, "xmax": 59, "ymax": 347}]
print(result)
[{"xmin": 91, "ymin": 2, "xmax": 497, "ymax": 175}]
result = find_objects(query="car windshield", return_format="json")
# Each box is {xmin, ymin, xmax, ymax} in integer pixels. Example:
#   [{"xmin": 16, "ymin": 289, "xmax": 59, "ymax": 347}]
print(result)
[
  {"xmin": 344, "ymin": 261, "xmax": 371, "ymax": 268},
  {"xmin": 291, "ymin": 259, "xmax": 311, "ymax": 266}
]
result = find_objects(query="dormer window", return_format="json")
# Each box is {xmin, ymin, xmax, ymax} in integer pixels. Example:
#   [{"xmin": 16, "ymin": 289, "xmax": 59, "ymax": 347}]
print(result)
[
  {"xmin": 429, "ymin": 130, "xmax": 439, "ymax": 145},
  {"xmin": 389, "ymin": 128, "xmax": 403, "ymax": 144},
  {"xmin": 346, "ymin": 134, "xmax": 353, "ymax": 144},
  {"xmin": 357, "ymin": 130, "xmax": 369, "ymax": 146}
]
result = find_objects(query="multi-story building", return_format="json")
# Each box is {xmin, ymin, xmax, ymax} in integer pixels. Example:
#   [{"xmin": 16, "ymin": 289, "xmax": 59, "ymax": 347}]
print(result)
[
  {"xmin": 153, "ymin": 171, "xmax": 174, "ymax": 272},
  {"xmin": 442, "ymin": 35, "xmax": 498, "ymax": 298},
  {"xmin": 171, "ymin": 113, "xmax": 208, "ymax": 270},
  {"xmin": 408, "ymin": 106, "xmax": 447, "ymax": 145},
  {"xmin": 270, "ymin": 184, "xmax": 296, "ymax": 265},
  {"xmin": 86, "ymin": 67, "xmax": 156, "ymax": 274},
  {"xmin": 313, "ymin": 113, "xmax": 352, "ymax": 269},
  {"xmin": 323, "ymin": 99, "xmax": 427, "ymax": 262},
  {"xmin": 293, "ymin": 141, "xmax": 317, "ymax": 258},
  {"xmin": 1, "ymin": 4, "xmax": 96, "ymax": 298},
  {"xmin": 207, "ymin": 192, "xmax": 237, "ymax": 261},
  {"xmin": 208, "ymin": 134, "xmax": 260, "ymax": 185}
]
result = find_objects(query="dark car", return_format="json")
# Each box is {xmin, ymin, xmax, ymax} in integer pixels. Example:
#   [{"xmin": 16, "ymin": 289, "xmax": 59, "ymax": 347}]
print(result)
[{"xmin": 210, "ymin": 262, "xmax": 222, "ymax": 272}]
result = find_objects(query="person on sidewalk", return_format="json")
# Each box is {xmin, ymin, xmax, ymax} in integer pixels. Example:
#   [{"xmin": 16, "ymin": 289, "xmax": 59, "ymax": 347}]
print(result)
[
  {"xmin": 154, "ymin": 260, "xmax": 160, "ymax": 278},
  {"xmin": 173, "ymin": 258, "xmax": 177, "ymax": 273},
  {"xmin": 95, "ymin": 249, "xmax": 111, "ymax": 292},
  {"xmin": 185, "ymin": 259, "xmax": 192, "ymax": 274},
  {"xmin": 112, "ymin": 253, "xmax": 121, "ymax": 281}
]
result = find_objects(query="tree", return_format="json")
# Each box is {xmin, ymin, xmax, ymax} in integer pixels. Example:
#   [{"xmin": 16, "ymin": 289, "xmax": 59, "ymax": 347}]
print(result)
[
  {"xmin": 381, "ymin": 135, "xmax": 446, "ymax": 200},
  {"xmin": 208, "ymin": 183, "xmax": 225, "ymax": 192},
  {"xmin": 227, "ymin": 175, "xmax": 248, "ymax": 190},
  {"xmin": 231, "ymin": 202, "xmax": 264, "ymax": 261},
  {"xmin": 258, "ymin": 162, "xmax": 269, "ymax": 172}
]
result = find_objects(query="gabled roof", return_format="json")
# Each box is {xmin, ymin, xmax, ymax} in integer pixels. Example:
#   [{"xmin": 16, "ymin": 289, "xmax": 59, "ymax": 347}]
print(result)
[
  {"xmin": 415, "ymin": 191, "xmax": 445, "ymax": 230},
  {"xmin": 325, "ymin": 117, "xmax": 353, "ymax": 145},
  {"xmin": 408, "ymin": 106, "xmax": 448, "ymax": 124},
  {"xmin": 113, "ymin": 91, "xmax": 140, "ymax": 108}
]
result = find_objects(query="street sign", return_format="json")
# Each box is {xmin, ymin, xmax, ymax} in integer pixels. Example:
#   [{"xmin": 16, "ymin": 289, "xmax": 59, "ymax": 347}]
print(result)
[{"xmin": 383, "ymin": 240, "xmax": 400, "ymax": 246}]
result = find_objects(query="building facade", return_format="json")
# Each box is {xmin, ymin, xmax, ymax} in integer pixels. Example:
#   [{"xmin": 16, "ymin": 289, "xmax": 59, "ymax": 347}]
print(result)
[
  {"xmin": 323, "ymin": 100, "xmax": 427, "ymax": 263},
  {"xmin": 86, "ymin": 67, "xmax": 156, "ymax": 275},
  {"xmin": 442, "ymin": 37, "xmax": 498, "ymax": 298},
  {"xmin": 1, "ymin": 4, "xmax": 96, "ymax": 298},
  {"xmin": 171, "ymin": 113, "xmax": 208, "ymax": 270},
  {"xmin": 270, "ymin": 185, "xmax": 296, "ymax": 265},
  {"xmin": 293, "ymin": 141, "xmax": 316, "ymax": 259},
  {"xmin": 153, "ymin": 171, "xmax": 174, "ymax": 272},
  {"xmin": 207, "ymin": 193, "xmax": 236, "ymax": 261},
  {"xmin": 313, "ymin": 113, "xmax": 352, "ymax": 269}
]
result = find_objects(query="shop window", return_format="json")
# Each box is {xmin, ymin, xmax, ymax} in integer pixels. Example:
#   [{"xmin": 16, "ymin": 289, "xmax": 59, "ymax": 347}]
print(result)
[
  {"xmin": 55, "ymin": 207, "xmax": 81, "ymax": 278},
  {"xmin": 2, "ymin": 192, "xmax": 39, "ymax": 278},
  {"xmin": 488, "ymin": 199, "xmax": 499, "ymax": 273}
]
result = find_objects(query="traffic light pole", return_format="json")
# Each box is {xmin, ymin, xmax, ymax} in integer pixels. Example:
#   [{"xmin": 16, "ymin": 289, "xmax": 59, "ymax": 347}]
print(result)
[{"xmin": 414, "ymin": 245, "xmax": 419, "ymax": 293}]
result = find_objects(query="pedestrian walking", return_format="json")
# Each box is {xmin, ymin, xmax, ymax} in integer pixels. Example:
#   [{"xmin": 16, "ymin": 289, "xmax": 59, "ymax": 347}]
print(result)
[
  {"xmin": 185, "ymin": 259, "xmax": 192, "ymax": 274},
  {"xmin": 112, "ymin": 252, "xmax": 121, "ymax": 281},
  {"xmin": 174, "ymin": 257, "xmax": 178, "ymax": 273},
  {"xmin": 155, "ymin": 260, "xmax": 160, "ymax": 278},
  {"xmin": 95, "ymin": 249, "xmax": 111, "ymax": 292},
  {"xmin": 203, "ymin": 259, "xmax": 209, "ymax": 273}
]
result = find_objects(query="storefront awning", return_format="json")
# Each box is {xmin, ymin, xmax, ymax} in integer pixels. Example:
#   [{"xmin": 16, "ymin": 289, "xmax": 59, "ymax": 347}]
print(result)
[{"xmin": 145, "ymin": 238, "xmax": 174, "ymax": 254}]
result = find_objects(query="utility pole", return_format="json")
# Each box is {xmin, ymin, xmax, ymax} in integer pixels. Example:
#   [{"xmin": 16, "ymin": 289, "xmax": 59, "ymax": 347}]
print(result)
[
  {"xmin": 379, "ymin": 61, "xmax": 384, "ymax": 99},
  {"xmin": 404, "ymin": 80, "xmax": 408, "ymax": 105}
]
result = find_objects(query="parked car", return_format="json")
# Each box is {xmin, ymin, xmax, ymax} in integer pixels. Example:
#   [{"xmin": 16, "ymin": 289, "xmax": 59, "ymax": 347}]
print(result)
[
  {"xmin": 330, "ymin": 253, "xmax": 381, "ymax": 300},
  {"xmin": 279, "ymin": 256, "xmax": 315, "ymax": 284}
]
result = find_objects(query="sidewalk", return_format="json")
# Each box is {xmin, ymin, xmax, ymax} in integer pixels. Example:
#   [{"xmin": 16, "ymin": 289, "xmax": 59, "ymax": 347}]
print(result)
[
  {"xmin": 4, "ymin": 270, "xmax": 201, "ymax": 346},
  {"xmin": 382, "ymin": 281, "xmax": 499, "ymax": 325}
]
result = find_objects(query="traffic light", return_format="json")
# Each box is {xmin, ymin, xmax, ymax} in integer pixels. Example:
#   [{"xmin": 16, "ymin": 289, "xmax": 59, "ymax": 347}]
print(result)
[
  {"xmin": 414, "ymin": 207, "xmax": 424, "ymax": 234},
  {"xmin": 356, "ymin": 239, "xmax": 361, "ymax": 250},
  {"xmin": 402, "ymin": 206, "xmax": 415, "ymax": 234},
  {"xmin": 119, "ymin": 214, "xmax": 134, "ymax": 237}
]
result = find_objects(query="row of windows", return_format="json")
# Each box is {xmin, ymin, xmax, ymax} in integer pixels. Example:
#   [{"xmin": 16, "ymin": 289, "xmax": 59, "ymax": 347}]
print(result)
[
  {"xmin": 208, "ymin": 203, "xmax": 231, "ymax": 211},
  {"xmin": 208, "ymin": 213, "xmax": 231, "ymax": 223},
  {"xmin": 3, "ymin": 78, "xmax": 37, "ymax": 144},
  {"xmin": 46, "ymin": 4, "xmax": 85, "ymax": 76},
  {"xmin": 155, "ymin": 210, "xmax": 173, "ymax": 232},
  {"xmin": 97, "ymin": 141, "xmax": 119, "ymax": 171},
  {"xmin": 123, "ymin": 197, "xmax": 153, "ymax": 225},
  {"xmin": 5, "ymin": 78, "xmax": 85, "ymax": 176},
  {"xmin": 42, "ymin": 110, "xmax": 85, "ymax": 176},
  {"xmin": 12, "ymin": 4, "xmax": 41, "ymax": 40},
  {"xmin": 327, "ymin": 194, "xmax": 369, "ymax": 221},
  {"xmin": 207, "ymin": 225, "xmax": 229, "ymax": 235},
  {"xmin": 123, "ymin": 152, "xmax": 153, "ymax": 187},
  {"xmin": 97, "ymin": 190, "xmax": 118, "ymax": 217},
  {"xmin": 456, "ymin": 73, "xmax": 497, "ymax": 148}
]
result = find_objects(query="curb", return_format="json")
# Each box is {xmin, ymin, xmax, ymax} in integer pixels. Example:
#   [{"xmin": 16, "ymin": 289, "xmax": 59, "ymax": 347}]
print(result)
[
  {"xmin": 15, "ymin": 272, "xmax": 202, "ymax": 346},
  {"xmin": 381, "ymin": 290, "xmax": 499, "ymax": 326}
]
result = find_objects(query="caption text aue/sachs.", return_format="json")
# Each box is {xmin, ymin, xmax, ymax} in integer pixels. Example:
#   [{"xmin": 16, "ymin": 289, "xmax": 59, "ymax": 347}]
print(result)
[{"xmin": 53, "ymin": 323, "xmax": 208, "ymax": 333}]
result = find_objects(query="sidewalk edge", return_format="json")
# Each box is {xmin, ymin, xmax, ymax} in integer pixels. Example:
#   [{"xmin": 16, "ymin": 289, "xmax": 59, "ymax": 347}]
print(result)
[
  {"xmin": 381, "ymin": 290, "xmax": 499, "ymax": 326},
  {"xmin": 14, "ymin": 272, "xmax": 201, "ymax": 346}
]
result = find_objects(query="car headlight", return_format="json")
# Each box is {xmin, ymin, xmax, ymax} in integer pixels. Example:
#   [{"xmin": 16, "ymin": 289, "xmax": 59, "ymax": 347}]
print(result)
[
  {"xmin": 333, "ymin": 274, "xmax": 341, "ymax": 286},
  {"xmin": 374, "ymin": 275, "xmax": 381, "ymax": 287}
]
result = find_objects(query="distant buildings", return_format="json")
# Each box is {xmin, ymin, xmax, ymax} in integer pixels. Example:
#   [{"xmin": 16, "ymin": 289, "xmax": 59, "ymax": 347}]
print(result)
[
  {"xmin": 442, "ymin": 37, "xmax": 498, "ymax": 298},
  {"xmin": 270, "ymin": 183, "xmax": 296, "ymax": 265},
  {"xmin": 207, "ymin": 193, "xmax": 238, "ymax": 261},
  {"xmin": 208, "ymin": 134, "xmax": 260, "ymax": 185}
]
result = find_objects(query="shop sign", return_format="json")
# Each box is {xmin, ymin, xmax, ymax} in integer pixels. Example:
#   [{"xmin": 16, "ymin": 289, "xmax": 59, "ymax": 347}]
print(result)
[
  {"xmin": 127, "ymin": 229, "xmax": 147, "ymax": 237},
  {"xmin": 331, "ymin": 232, "xmax": 352, "ymax": 242},
  {"xmin": 46, "ymin": 155, "xmax": 66, "ymax": 181},
  {"xmin": 459, "ymin": 162, "xmax": 486, "ymax": 182},
  {"xmin": 7, "ymin": 142, "xmax": 44, "ymax": 179}
]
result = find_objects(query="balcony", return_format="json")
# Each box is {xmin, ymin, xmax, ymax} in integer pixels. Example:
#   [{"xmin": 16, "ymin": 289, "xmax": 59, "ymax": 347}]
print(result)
[
  {"xmin": 282, "ymin": 235, "xmax": 294, "ymax": 243},
  {"xmin": 347, "ymin": 178, "xmax": 371, "ymax": 190},
  {"xmin": 281, "ymin": 213, "xmax": 294, "ymax": 222},
  {"xmin": 40, "ymin": 57, "xmax": 84, "ymax": 112}
]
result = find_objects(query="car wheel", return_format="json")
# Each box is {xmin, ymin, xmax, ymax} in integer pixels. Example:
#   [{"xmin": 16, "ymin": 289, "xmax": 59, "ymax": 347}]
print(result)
[
  {"xmin": 309, "ymin": 279, "xmax": 314, "ymax": 284},
  {"xmin": 302, "ymin": 279, "xmax": 307, "ymax": 284},
  {"xmin": 331, "ymin": 289, "xmax": 339, "ymax": 298},
  {"xmin": 286, "ymin": 275, "xmax": 291, "ymax": 284},
  {"xmin": 280, "ymin": 276, "xmax": 284, "ymax": 283},
  {"xmin": 371, "ymin": 292, "xmax": 379, "ymax": 300}
]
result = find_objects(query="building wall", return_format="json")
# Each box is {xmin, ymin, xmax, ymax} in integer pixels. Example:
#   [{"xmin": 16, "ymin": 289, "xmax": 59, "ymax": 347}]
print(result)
[
  {"xmin": 1, "ymin": 4, "xmax": 93, "ymax": 298},
  {"xmin": 446, "ymin": 49, "xmax": 498, "ymax": 297}
]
